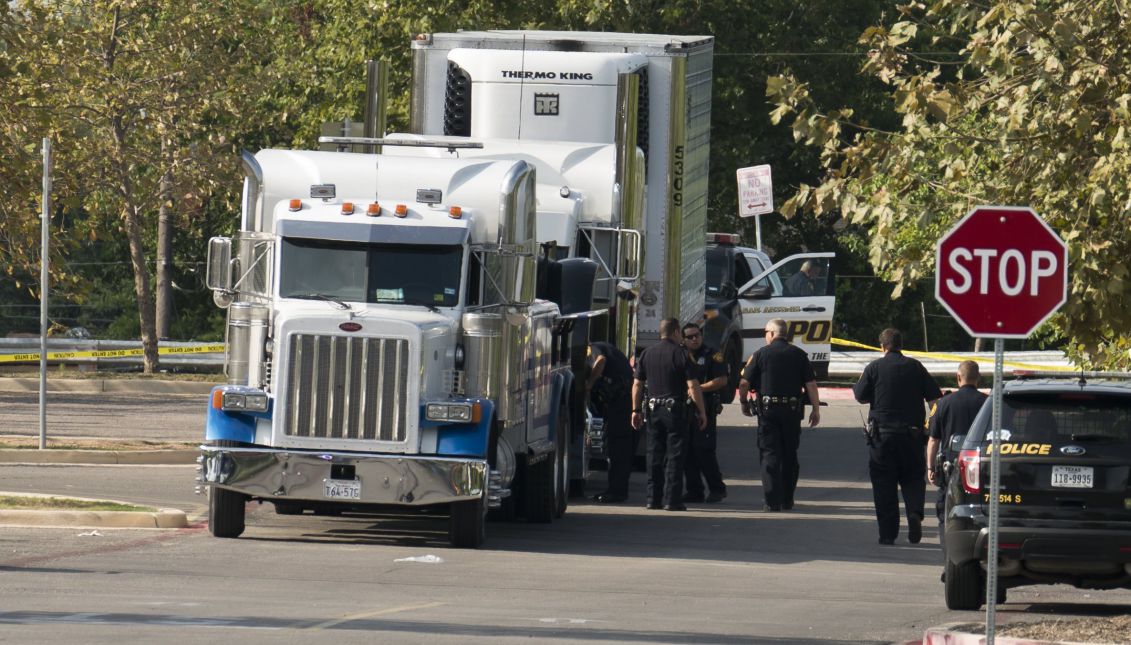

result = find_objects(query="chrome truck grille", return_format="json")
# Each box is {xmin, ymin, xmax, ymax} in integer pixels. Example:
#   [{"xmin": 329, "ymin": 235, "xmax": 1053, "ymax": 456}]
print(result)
[{"xmin": 283, "ymin": 334, "xmax": 409, "ymax": 441}]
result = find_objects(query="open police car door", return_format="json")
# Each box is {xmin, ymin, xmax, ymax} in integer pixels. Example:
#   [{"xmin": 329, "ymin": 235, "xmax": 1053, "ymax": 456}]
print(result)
[{"xmin": 737, "ymin": 252, "xmax": 835, "ymax": 378}]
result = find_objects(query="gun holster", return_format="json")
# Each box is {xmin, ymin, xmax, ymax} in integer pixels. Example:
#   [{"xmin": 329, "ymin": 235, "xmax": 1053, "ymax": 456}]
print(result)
[{"xmin": 863, "ymin": 419, "xmax": 878, "ymax": 446}]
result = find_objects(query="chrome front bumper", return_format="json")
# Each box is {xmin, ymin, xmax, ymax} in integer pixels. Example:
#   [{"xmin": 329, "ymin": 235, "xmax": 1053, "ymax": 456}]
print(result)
[{"xmin": 199, "ymin": 446, "xmax": 486, "ymax": 506}]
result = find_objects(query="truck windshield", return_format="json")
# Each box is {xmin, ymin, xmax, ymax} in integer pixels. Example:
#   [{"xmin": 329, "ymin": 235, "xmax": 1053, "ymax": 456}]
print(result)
[{"xmin": 279, "ymin": 238, "xmax": 463, "ymax": 307}]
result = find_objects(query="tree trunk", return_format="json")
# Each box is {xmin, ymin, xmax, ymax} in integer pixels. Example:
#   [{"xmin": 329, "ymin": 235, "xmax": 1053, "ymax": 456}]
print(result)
[
  {"xmin": 123, "ymin": 203, "xmax": 159, "ymax": 373},
  {"xmin": 973, "ymin": 337, "xmax": 983, "ymax": 352},
  {"xmin": 156, "ymin": 140, "xmax": 174, "ymax": 340}
]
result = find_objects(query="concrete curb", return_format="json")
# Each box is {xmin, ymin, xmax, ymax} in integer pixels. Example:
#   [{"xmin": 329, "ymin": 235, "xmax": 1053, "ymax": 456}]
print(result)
[
  {"xmin": 923, "ymin": 623, "xmax": 1106, "ymax": 645},
  {"xmin": 0, "ymin": 492, "xmax": 190, "ymax": 529},
  {"xmin": 0, "ymin": 508, "xmax": 188, "ymax": 529},
  {"xmin": 0, "ymin": 377, "xmax": 217, "ymax": 395},
  {"xmin": 0, "ymin": 449, "xmax": 199, "ymax": 465}
]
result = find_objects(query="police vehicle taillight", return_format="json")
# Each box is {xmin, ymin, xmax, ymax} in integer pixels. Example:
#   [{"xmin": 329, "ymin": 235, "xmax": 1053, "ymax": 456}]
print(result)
[{"xmin": 958, "ymin": 449, "xmax": 981, "ymax": 494}]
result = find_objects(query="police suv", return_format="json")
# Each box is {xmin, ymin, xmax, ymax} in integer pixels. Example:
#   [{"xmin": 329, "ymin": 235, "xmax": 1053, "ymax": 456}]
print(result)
[
  {"xmin": 702, "ymin": 233, "xmax": 835, "ymax": 400},
  {"xmin": 942, "ymin": 374, "xmax": 1131, "ymax": 609}
]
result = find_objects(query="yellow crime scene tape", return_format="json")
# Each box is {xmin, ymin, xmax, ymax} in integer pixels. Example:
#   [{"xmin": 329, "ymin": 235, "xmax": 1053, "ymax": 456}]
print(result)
[
  {"xmin": 831, "ymin": 337, "xmax": 1075, "ymax": 372},
  {"xmin": 0, "ymin": 344, "xmax": 226, "ymax": 364}
]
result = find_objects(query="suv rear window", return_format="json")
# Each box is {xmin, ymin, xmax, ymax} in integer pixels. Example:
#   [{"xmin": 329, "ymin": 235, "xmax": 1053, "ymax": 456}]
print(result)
[{"xmin": 968, "ymin": 391, "xmax": 1131, "ymax": 445}]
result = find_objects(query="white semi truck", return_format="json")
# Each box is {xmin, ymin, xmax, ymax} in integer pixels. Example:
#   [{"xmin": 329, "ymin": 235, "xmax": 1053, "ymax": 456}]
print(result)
[{"xmin": 198, "ymin": 31, "xmax": 713, "ymax": 547}]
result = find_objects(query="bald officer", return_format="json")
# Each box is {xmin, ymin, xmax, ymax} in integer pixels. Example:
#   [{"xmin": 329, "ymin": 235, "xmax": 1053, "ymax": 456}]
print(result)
[{"xmin": 631, "ymin": 318, "xmax": 707, "ymax": 511}]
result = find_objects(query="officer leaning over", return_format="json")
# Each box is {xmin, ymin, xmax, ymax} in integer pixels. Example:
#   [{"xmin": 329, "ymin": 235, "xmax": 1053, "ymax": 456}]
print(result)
[
  {"xmin": 853, "ymin": 328, "xmax": 942, "ymax": 545},
  {"xmin": 586, "ymin": 341, "xmax": 636, "ymax": 504},
  {"xmin": 681, "ymin": 322, "xmax": 728, "ymax": 504},
  {"xmin": 738, "ymin": 317, "xmax": 821, "ymax": 512},
  {"xmin": 631, "ymin": 317, "xmax": 707, "ymax": 511},
  {"xmin": 926, "ymin": 360, "xmax": 987, "ymax": 534}
]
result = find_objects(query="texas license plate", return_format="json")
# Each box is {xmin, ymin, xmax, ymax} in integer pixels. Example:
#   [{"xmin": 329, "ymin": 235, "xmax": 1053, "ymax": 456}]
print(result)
[
  {"xmin": 1051, "ymin": 465, "xmax": 1093, "ymax": 488},
  {"xmin": 324, "ymin": 479, "xmax": 361, "ymax": 499}
]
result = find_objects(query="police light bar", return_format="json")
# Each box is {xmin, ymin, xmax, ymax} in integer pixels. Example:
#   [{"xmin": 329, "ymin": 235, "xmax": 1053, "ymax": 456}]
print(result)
[{"xmin": 707, "ymin": 232, "xmax": 740, "ymax": 245}]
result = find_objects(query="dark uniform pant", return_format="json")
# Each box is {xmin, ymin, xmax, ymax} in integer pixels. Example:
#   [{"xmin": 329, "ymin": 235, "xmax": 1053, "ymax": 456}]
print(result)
[
  {"xmin": 646, "ymin": 405, "xmax": 688, "ymax": 506},
  {"xmin": 601, "ymin": 392, "xmax": 634, "ymax": 498},
  {"xmin": 685, "ymin": 410, "xmax": 725, "ymax": 498},
  {"xmin": 869, "ymin": 430, "xmax": 926, "ymax": 541},
  {"xmin": 758, "ymin": 405, "xmax": 802, "ymax": 508}
]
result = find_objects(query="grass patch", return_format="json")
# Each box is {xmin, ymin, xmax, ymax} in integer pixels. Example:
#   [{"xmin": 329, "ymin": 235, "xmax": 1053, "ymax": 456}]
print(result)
[{"xmin": 0, "ymin": 495, "xmax": 156, "ymax": 512}]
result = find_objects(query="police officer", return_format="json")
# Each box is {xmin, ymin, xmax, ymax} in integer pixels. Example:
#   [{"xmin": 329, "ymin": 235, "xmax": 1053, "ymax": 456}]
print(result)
[
  {"xmin": 681, "ymin": 322, "xmax": 728, "ymax": 503},
  {"xmin": 631, "ymin": 317, "xmax": 707, "ymax": 511},
  {"xmin": 927, "ymin": 360, "xmax": 986, "ymax": 529},
  {"xmin": 586, "ymin": 341, "xmax": 635, "ymax": 504},
  {"xmin": 739, "ymin": 318, "xmax": 821, "ymax": 512},
  {"xmin": 853, "ymin": 328, "xmax": 942, "ymax": 545}
]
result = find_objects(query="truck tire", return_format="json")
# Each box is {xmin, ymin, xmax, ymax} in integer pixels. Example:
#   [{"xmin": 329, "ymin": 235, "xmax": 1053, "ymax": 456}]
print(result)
[
  {"xmin": 207, "ymin": 439, "xmax": 247, "ymax": 538},
  {"xmin": 944, "ymin": 559, "xmax": 982, "ymax": 610},
  {"xmin": 209, "ymin": 486, "xmax": 247, "ymax": 538},
  {"xmin": 524, "ymin": 455, "xmax": 555, "ymax": 524},
  {"xmin": 448, "ymin": 498, "xmax": 486, "ymax": 548}
]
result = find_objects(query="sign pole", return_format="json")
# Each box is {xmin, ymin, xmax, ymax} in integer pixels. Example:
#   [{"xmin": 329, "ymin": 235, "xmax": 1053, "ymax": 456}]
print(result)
[
  {"xmin": 39, "ymin": 137, "xmax": 52, "ymax": 450},
  {"xmin": 985, "ymin": 337, "xmax": 1004, "ymax": 643},
  {"xmin": 755, "ymin": 214, "xmax": 763, "ymax": 251}
]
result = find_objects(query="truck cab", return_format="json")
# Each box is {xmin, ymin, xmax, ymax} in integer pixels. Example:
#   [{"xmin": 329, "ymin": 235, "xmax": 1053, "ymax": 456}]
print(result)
[{"xmin": 702, "ymin": 233, "xmax": 836, "ymax": 398}]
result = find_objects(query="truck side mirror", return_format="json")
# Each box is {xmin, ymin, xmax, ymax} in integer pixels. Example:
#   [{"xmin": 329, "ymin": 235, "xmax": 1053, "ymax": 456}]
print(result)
[
  {"xmin": 206, "ymin": 237, "xmax": 233, "ymax": 291},
  {"xmin": 741, "ymin": 284, "xmax": 773, "ymax": 300}
]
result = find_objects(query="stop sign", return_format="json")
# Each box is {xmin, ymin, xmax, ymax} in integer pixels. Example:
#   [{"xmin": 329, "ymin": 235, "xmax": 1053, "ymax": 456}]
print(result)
[{"xmin": 935, "ymin": 206, "xmax": 1068, "ymax": 338}]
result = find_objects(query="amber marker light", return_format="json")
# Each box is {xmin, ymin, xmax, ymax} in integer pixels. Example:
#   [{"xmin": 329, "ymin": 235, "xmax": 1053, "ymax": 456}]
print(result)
[
  {"xmin": 367, "ymin": 203, "xmax": 381, "ymax": 217},
  {"xmin": 394, "ymin": 204, "xmax": 408, "ymax": 218},
  {"xmin": 448, "ymin": 206, "xmax": 463, "ymax": 219},
  {"xmin": 288, "ymin": 199, "xmax": 302, "ymax": 212},
  {"xmin": 211, "ymin": 389, "xmax": 224, "ymax": 409},
  {"xmin": 341, "ymin": 202, "xmax": 355, "ymax": 215}
]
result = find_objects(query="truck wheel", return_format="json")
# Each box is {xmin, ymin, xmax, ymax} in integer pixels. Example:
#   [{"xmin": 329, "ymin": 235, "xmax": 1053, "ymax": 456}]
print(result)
[
  {"xmin": 449, "ymin": 498, "xmax": 486, "ymax": 548},
  {"xmin": 555, "ymin": 406, "xmax": 570, "ymax": 519},
  {"xmin": 944, "ymin": 559, "xmax": 982, "ymax": 610},
  {"xmin": 524, "ymin": 455, "xmax": 555, "ymax": 524},
  {"xmin": 209, "ymin": 486, "xmax": 247, "ymax": 538},
  {"xmin": 208, "ymin": 439, "xmax": 247, "ymax": 538}
]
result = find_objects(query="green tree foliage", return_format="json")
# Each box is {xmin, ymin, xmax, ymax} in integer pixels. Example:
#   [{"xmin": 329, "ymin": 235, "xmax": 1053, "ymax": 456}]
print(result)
[
  {"xmin": 4, "ymin": 1, "xmax": 923, "ymax": 359},
  {"xmin": 769, "ymin": 1, "xmax": 1131, "ymax": 368},
  {"xmin": 2, "ymin": 0, "xmax": 283, "ymax": 370}
]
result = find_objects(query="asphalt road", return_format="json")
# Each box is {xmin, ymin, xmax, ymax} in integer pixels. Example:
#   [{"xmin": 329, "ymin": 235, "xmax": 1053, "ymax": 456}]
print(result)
[
  {"xmin": 1, "ymin": 397, "xmax": 1130, "ymax": 644},
  {"xmin": 0, "ymin": 390, "xmax": 204, "ymax": 442}
]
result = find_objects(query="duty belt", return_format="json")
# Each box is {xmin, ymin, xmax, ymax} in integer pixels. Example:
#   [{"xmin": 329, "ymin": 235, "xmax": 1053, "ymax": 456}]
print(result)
[
  {"xmin": 878, "ymin": 425, "xmax": 921, "ymax": 434},
  {"xmin": 761, "ymin": 396, "xmax": 800, "ymax": 405},
  {"xmin": 647, "ymin": 397, "xmax": 682, "ymax": 412}
]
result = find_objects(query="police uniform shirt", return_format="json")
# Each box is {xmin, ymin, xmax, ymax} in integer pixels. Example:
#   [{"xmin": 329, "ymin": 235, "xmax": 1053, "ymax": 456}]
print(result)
[
  {"xmin": 741, "ymin": 337, "xmax": 814, "ymax": 397},
  {"xmin": 690, "ymin": 344, "xmax": 727, "ymax": 386},
  {"xmin": 928, "ymin": 385, "xmax": 987, "ymax": 443},
  {"xmin": 590, "ymin": 341, "xmax": 633, "ymax": 384},
  {"xmin": 634, "ymin": 338, "xmax": 696, "ymax": 398},
  {"xmin": 853, "ymin": 350, "xmax": 942, "ymax": 429}
]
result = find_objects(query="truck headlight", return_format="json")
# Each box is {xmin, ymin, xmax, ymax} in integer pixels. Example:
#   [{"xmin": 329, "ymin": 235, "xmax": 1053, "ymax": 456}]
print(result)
[
  {"xmin": 425, "ymin": 402, "xmax": 479, "ymax": 422},
  {"xmin": 220, "ymin": 391, "xmax": 269, "ymax": 413}
]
